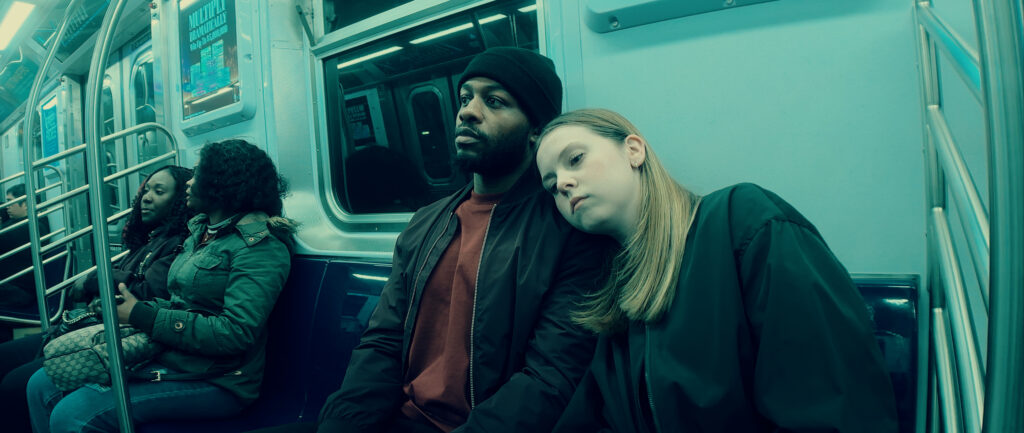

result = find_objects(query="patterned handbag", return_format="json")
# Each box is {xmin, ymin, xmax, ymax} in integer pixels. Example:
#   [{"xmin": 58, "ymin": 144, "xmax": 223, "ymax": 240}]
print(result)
[{"xmin": 42, "ymin": 323, "xmax": 163, "ymax": 391}]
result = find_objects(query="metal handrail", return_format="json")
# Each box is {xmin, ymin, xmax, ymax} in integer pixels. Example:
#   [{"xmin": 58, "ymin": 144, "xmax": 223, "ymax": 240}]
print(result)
[
  {"xmin": 33, "ymin": 207, "xmax": 133, "ymax": 258},
  {"xmin": 103, "ymin": 151, "xmax": 176, "ymax": 184},
  {"xmin": 916, "ymin": 3, "xmax": 982, "ymax": 101},
  {"xmin": 933, "ymin": 308, "xmax": 964, "ymax": 433},
  {"xmin": 0, "ymin": 165, "xmax": 66, "ymax": 206},
  {"xmin": 931, "ymin": 208, "xmax": 986, "ymax": 433},
  {"xmin": 21, "ymin": 0, "xmax": 84, "ymax": 329},
  {"xmin": 100, "ymin": 121, "xmax": 177, "ymax": 144},
  {"xmin": 0, "ymin": 249, "xmax": 130, "ymax": 326},
  {"xmin": 973, "ymin": 0, "xmax": 1024, "ymax": 431},
  {"xmin": 85, "ymin": 0, "xmax": 141, "ymax": 430},
  {"xmin": 0, "ymin": 202, "xmax": 64, "ymax": 238},
  {"xmin": 927, "ymin": 106, "xmax": 991, "ymax": 306},
  {"xmin": 30, "ymin": 143, "xmax": 86, "ymax": 168},
  {"xmin": 0, "ymin": 227, "xmax": 66, "ymax": 264},
  {"xmin": 0, "ymin": 249, "xmax": 69, "ymax": 288},
  {"xmin": 42, "ymin": 249, "xmax": 132, "ymax": 297}
]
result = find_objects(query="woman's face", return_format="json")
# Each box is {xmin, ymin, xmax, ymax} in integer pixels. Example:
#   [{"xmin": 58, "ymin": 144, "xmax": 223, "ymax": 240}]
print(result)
[
  {"xmin": 185, "ymin": 168, "xmax": 202, "ymax": 212},
  {"xmin": 536, "ymin": 125, "xmax": 645, "ymax": 243},
  {"xmin": 139, "ymin": 170, "xmax": 177, "ymax": 225}
]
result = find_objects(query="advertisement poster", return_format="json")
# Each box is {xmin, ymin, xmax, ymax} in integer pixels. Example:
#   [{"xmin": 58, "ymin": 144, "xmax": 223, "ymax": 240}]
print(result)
[
  {"xmin": 40, "ymin": 96, "xmax": 60, "ymax": 167},
  {"xmin": 179, "ymin": 0, "xmax": 239, "ymax": 120}
]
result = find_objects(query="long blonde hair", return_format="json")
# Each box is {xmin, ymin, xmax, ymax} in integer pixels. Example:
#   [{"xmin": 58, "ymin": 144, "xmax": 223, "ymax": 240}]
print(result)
[{"xmin": 539, "ymin": 109, "xmax": 701, "ymax": 333}]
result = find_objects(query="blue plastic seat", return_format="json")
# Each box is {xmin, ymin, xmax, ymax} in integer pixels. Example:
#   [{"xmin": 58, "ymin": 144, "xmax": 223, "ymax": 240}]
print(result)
[
  {"xmin": 140, "ymin": 266, "xmax": 919, "ymax": 433},
  {"xmin": 139, "ymin": 257, "xmax": 389, "ymax": 433},
  {"xmin": 853, "ymin": 275, "xmax": 920, "ymax": 433}
]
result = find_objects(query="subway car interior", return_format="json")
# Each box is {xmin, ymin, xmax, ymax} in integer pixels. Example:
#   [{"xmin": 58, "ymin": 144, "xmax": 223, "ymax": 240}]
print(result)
[{"xmin": 0, "ymin": 0, "xmax": 1021, "ymax": 432}]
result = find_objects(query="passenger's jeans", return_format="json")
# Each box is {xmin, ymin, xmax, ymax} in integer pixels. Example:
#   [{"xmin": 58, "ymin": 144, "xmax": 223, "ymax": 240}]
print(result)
[{"xmin": 26, "ymin": 366, "xmax": 243, "ymax": 433}]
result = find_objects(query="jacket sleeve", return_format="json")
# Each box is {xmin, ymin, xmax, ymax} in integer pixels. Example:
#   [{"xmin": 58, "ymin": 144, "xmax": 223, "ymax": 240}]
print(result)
[
  {"xmin": 738, "ymin": 219, "xmax": 899, "ymax": 433},
  {"xmin": 452, "ymin": 231, "xmax": 610, "ymax": 433},
  {"xmin": 128, "ymin": 250, "xmax": 174, "ymax": 301},
  {"xmin": 130, "ymin": 236, "xmax": 290, "ymax": 356},
  {"xmin": 552, "ymin": 367, "xmax": 615, "ymax": 433},
  {"xmin": 316, "ymin": 228, "xmax": 415, "ymax": 433}
]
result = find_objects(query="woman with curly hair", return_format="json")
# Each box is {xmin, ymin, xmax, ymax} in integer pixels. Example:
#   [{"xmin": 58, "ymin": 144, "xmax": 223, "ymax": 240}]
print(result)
[
  {"xmin": 535, "ymin": 109, "xmax": 898, "ymax": 433},
  {"xmin": 26, "ymin": 139, "xmax": 296, "ymax": 432},
  {"xmin": 0, "ymin": 165, "xmax": 194, "ymax": 433}
]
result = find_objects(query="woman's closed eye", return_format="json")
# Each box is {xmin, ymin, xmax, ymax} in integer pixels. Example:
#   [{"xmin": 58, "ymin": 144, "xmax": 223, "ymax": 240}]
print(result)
[{"xmin": 568, "ymin": 152, "xmax": 584, "ymax": 167}]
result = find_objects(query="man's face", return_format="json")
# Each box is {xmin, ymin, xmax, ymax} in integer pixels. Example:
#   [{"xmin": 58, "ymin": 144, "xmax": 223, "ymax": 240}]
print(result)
[
  {"xmin": 5, "ymin": 193, "xmax": 26, "ymax": 220},
  {"xmin": 453, "ymin": 77, "xmax": 533, "ymax": 176}
]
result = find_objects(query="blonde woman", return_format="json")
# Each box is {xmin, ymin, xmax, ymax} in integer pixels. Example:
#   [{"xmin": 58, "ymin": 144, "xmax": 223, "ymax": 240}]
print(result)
[{"xmin": 535, "ymin": 108, "xmax": 898, "ymax": 433}]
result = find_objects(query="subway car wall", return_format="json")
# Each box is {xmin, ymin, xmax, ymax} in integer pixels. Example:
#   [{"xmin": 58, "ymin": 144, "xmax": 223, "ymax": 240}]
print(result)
[{"xmin": 0, "ymin": 0, "xmax": 965, "ymax": 276}]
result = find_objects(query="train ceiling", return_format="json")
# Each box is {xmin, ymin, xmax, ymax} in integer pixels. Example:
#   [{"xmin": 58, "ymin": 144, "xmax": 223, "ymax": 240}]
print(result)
[{"xmin": 0, "ymin": 0, "xmax": 151, "ymax": 130}]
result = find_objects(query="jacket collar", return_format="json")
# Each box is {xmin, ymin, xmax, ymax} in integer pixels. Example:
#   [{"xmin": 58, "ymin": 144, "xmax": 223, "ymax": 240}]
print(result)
[
  {"xmin": 450, "ymin": 167, "xmax": 544, "ymax": 210},
  {"xmin": 187, "ymin": 212, "xmax": 277, "ymax": 247}
]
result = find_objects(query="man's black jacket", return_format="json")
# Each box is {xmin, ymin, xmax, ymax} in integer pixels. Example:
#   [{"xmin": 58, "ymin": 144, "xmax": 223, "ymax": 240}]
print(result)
[{"xmin": 318, "ymin": 171, "xmax": 613, "ymax": 433}]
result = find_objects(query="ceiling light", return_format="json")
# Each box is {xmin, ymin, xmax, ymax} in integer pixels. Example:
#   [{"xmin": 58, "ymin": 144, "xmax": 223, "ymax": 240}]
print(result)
[
  {"xmin": 410, "ymin": 23, "xmax": 472, "ymax": 45},
  {"xmin": 0, "ymin": 2, "xmax": 37, "ymax": 50},
  {"xmin": 336, "ymin": 46, "xmax": 403, "ymax": 70}
]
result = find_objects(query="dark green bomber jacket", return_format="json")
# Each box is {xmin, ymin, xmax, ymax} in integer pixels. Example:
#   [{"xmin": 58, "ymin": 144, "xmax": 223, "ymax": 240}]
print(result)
[{"xmin": 129, "ymin": 211, "xmax": 295, "ymax": 404}]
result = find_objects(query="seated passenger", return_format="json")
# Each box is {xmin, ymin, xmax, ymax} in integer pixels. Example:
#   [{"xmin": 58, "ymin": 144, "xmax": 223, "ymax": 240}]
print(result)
[
  {"xmin": 535, "ymin": 109, "xmax": 899, "ymax": 433},
  {"xmin": 250, "ymin": 47, "xmax": 612, "ymax": 433},
  {"xmin": 26, "ymin": 140, "xmax": 296, "ymax": 432},
  {"xmin": 0, "ymin": 165, "xmax": 194, "ymax": 433},
  {"xmin": 0, "ymin": 183, "xmax": 53, "ymax": 309}
]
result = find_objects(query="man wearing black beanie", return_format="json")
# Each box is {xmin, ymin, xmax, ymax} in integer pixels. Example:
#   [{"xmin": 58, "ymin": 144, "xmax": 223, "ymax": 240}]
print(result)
[{"xmin": 251, "ymin": 48, "xmax": 613, "ymax": 433}]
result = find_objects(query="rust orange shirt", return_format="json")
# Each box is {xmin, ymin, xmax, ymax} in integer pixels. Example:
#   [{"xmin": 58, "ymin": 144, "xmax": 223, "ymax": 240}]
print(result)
[{"xmin": 400, "ymin": 190, "xmax": 502, "ymax": 432}]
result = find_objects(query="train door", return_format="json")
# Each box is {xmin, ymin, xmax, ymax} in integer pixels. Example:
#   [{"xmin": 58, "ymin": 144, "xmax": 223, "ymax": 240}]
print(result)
[
  {"xmin": 102, "ymin": 66, "xmax": 128, "ymax": 232},
  {"xmin": 34, "ymin": 81, "xmax": 84, "ymax": 242},
  {"xmin": 1, "ymin": 125, "xmax": 24, "ymax": 180}
]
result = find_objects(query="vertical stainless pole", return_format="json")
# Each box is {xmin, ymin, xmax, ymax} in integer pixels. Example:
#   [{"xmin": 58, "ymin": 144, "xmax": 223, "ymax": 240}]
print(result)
[
  {"xmin": 84, "ymin": 0, "xmax": 136, "ymax": 431},
  {"xmin": 20, "ymin": 0, "xmax": 85, "ymax": 331},
  {"xmin": 972, "ymin": 0, "xmax": 1024, "ymax": 432}
]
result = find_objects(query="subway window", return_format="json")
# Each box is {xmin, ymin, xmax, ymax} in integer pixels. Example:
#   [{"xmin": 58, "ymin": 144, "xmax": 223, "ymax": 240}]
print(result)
[
  {"xmin": 321, "ymin": 0, "xmax": 416, "ymax": 34},
  {"xmin": 324, "ymin": 0, "xmax": 538, "ymax": 215}
]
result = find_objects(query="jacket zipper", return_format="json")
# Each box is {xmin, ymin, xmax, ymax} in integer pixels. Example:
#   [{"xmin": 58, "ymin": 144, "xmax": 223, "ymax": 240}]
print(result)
[
  {"xmin": 405, "ymin": 212, "xmax": 456, "ymax": 326},
  {"xmin": 469, "ymin": 204, "xmax": 497, "ymax": 408},
  {"xmin": 645, "ymin": 326, "xmax": 663, "ymax": 433}
]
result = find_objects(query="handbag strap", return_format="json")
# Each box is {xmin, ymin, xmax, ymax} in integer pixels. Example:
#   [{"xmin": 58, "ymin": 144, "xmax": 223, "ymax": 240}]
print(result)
[{"xmin": 128, "ymin": 367, "xmax": 242, "ymax": 383}]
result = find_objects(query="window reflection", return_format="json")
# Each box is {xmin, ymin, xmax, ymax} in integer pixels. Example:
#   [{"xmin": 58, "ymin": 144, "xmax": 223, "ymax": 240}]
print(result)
[
  {"xmin": 325, "ymin": 1, "xmax": 538, "ymax": 215},
  {"xmin": 322, "ymin": 0, "xmax": 415, "ymax": 34}
]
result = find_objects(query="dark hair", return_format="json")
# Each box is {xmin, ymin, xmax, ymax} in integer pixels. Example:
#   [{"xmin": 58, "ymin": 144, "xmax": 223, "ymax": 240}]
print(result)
[
  {"xmin": 121, "ymin": 166, "xmax": 195, "ymax": 250},
  {"xmin": 6, "ymin": 183, "xmax": 25, "ymax": 198},
  {"xmin": 191, "ymin": 139, "xmax": 288, "ymax": 217}
]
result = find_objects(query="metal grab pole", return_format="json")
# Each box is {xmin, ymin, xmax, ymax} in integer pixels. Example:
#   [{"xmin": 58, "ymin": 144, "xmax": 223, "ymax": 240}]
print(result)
[
  {"xmin": 84, "ymin": 0, "xmax": 135, "ymax": 431},
  {"xmin": 973, "ymin": 0, "xmax": 1024, "ymax": 430},
  {"xmin": 20, "ymin": 0, "xmax": 85, "ymax": 332}
]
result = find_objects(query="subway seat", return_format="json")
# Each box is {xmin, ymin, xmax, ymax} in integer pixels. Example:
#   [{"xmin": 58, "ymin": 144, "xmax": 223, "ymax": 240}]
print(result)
[{"xmin": 137, "ymin": 261, "xmax": 918, "ymax": 433}]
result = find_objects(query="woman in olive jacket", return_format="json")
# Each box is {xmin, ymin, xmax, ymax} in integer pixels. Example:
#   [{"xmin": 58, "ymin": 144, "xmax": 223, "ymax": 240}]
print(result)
[
  {"xmin": 535, "ymin": 109, "xmax": 898, "ymax": 433},
  {"xmin": 27, "ymin": 140, "xmax": 295, "ymax": 433}
]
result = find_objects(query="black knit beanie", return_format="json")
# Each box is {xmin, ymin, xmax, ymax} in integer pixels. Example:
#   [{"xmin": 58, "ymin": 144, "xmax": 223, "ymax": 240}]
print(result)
[{"xmin": 458, "ymin": 47, "xmax": 563, "ymax": 128}]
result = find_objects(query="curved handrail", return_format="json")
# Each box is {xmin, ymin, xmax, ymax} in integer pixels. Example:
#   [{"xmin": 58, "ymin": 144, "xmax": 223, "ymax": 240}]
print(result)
[
  {"xmin": 21, "ymin": 0, "xmax": 85, "ymax": 331},
  {"xmin": 85, "ymin": 0, "xmax": 142, "ymax": 430},
  {"xmin": 973, "ymin": 0, "xmax": 1024, "ymax": 431}
]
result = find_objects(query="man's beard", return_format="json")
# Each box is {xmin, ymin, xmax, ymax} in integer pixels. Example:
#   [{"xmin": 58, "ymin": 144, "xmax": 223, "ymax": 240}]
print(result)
[{"xmin": 454, "ymin": 126, "xmax": 531, "ymax": 177}]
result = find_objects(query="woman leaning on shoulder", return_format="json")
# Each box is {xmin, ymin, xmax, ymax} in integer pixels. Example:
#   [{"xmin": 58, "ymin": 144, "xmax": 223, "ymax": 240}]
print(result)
[
  {"xmin": 26, "ymin": 139, "xmax": 296, "ymax": 433},
  {"xmin": 535, "ymin": 109, "xmax": 899, "ymax": 433}
]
